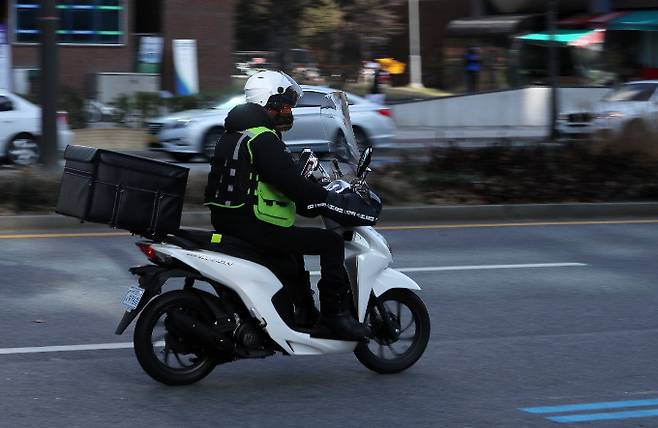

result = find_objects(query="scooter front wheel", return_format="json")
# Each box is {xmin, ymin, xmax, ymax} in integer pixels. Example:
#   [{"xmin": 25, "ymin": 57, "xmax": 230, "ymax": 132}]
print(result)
[{"xmin": 354, "ymin": 289, "xmax": 430, "ymax": 374}]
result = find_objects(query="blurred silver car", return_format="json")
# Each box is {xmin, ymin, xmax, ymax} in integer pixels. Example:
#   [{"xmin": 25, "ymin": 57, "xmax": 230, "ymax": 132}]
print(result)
[
  {"xmin": 591, "ymin": 81, "xmax": 658, "ymax": 143},
  {"xmin": 146, "ymin": 85, "xmax": 396, "ymax": 161}
]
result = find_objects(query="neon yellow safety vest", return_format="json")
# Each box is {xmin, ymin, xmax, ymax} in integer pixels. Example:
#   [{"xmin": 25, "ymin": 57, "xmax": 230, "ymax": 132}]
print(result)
[{"xmin": 205, "ymin": 126, "xmax": 296, "ymax": 227}]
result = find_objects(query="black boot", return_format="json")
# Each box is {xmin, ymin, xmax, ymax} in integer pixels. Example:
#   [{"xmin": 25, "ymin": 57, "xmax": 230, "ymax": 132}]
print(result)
[
  {"xmin": 293, "ymin": 271, "xmax": 320, "ymax": 328},
  {"xmin": 311, "ymin": 287, "xmax": 370, "ymax": 341}
]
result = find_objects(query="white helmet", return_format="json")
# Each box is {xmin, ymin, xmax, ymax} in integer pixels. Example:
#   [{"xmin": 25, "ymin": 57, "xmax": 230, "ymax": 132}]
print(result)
[{"xmin": 244, "ymin": 70, "xmax": 303, "ymax": 107}]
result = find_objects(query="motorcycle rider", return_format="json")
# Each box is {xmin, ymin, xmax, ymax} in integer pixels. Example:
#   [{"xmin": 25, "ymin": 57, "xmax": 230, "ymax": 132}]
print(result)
[{"xmin": 205, "ymin": 70, "xmax": 379, "ymax": 341}]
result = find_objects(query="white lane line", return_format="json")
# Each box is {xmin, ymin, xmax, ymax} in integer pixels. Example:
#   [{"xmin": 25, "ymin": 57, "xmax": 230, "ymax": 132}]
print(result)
[
  {"xmin": 1, "ymin": 263, "xmax": 586, "ymax": 356},
  {"xmin": 0, "ymin": 342, "xmax": 133, "ymax": 355},
  {"xmin": 310, "ymin": 262, "xmax": 587, "ymax": 276},
  {"xmin": 0, "ymin": 340, "xmax": 166, "ymax": 356}
]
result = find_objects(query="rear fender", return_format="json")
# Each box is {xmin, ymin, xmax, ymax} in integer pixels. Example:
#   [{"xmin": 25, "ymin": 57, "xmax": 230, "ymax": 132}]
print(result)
[{"xmin": 114, "ymin": 264, "xmax": 204, "ymax": 335}]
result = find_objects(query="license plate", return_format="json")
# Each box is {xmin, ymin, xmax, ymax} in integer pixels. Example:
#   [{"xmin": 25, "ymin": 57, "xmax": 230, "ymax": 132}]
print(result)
[{"xmin": 122, "ymin": 286, "xmax": 145, "ymax": 311}]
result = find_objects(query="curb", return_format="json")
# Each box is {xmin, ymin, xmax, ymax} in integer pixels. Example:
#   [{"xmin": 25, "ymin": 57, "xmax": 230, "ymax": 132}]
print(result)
[{"xmin": 1, "ymin": 202, "xmax": 657, "ymax": 231}]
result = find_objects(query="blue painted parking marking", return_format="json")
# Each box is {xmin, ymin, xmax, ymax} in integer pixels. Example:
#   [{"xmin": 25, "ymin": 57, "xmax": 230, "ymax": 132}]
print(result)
[
  {"xmin": 548, "ymin": 408, "xmax": 658, "ymax": 423},
  {"xmin": 521, "ymin": 398, "xmax": 658, "ymax": 414},
  {"xmin": 520, "ymin": 398, "xmax": 658, "ymax": 424}
]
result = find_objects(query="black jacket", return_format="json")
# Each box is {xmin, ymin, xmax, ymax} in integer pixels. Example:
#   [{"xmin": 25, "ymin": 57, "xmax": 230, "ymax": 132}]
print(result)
[{"xmin": 208, "ymin": 103, "xmax": 328, "ymax": 226}]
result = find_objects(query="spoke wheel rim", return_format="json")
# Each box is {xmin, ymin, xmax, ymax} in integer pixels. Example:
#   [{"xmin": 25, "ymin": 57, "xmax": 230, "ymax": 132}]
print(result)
[
  {"xmin": 8, "ymin": 138, "xmax": 39, "ymax": 166},
  {"xmin": 149, "ymin": 304, "xmax": 210, "ymax": 374},
  {"xmin": 365, "ymin": 299, "xmax": 418, "ymax": 362}
]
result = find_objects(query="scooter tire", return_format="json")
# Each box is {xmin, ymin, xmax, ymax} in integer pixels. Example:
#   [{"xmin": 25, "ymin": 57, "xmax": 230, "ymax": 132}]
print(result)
[
  {"xmin": 354, "ymin": 289, "xmax": 430, "ymax": 374},
  {"xmin": 133, "ymin": 290, "xmax": 217, "ymax": 385}
]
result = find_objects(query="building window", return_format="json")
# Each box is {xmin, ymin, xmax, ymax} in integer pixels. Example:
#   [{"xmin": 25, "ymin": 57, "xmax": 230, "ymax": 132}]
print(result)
[
  {"xmin": 14, "ymin": 0, "xmax": 124, "ymax": 44},
  {"xmin": 134, "ymin": 0, "xmax": 161, "ymax": 34}
]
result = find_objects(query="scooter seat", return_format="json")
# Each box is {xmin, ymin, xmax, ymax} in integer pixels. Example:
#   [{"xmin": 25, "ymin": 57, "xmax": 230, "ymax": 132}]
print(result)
[{"xmin": 167, "ymin": 228, "xmax": 300, "ymax": 278}]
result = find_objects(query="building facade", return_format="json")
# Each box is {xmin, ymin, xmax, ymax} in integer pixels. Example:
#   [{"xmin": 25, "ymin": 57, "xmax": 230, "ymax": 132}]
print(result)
[
  {"xmin": 0, "ymin": 0, "xmax": 235, "ymax": 96},
  {"xmin": 434, "ymin": 0, "xmax": 658, "ymax": 91}
]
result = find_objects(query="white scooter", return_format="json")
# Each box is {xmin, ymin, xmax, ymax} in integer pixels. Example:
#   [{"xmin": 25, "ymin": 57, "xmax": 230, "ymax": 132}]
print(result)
[{"xmin": 114, "ymin": 94, "xmax": 430, "ymax": 385}]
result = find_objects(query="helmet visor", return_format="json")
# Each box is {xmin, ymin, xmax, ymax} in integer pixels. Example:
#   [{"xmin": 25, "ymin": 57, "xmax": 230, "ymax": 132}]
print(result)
[{"xmin": 280, "ymin": 71, "xmax": 304, "ymax": 107}]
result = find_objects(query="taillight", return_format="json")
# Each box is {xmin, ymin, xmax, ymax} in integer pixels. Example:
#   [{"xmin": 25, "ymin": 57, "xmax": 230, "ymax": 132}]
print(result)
[
  {"xmin": 377, "ymin": 108, "xmax": 392, "ymax": 118},
  {"xmin": 136, "ymin": 242, "xmax": 156, "ymax": 260},
  {"xmin": 57, "ymin": 111, "xmax": 69, "ymax": 126},
  {"xmin": 136, "ymin": 242, "xmax": 173, "ymax": 265}
]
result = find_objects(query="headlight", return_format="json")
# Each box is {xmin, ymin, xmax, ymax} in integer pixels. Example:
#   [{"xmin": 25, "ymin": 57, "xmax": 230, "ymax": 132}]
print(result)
[
  {"xmin": 598, "ymin": 111, "xmax": 625, "ymax": 119},
  {"xmin": 165, "ymin": 119, "xmax": 196, "ymax": 130}
]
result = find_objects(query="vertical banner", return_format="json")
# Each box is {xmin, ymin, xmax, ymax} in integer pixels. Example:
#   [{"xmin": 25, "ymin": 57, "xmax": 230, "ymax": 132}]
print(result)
[
  {"xmin": 137, "ymin": 36, "xmax": 164, "ymax": 73},
  {"xmin": 173, "ymin": 39, "xmax": 199, "ymax": 95},
  {"xmin": 0, "ymin": 25, "xmax": 11, "ymax": 91}
]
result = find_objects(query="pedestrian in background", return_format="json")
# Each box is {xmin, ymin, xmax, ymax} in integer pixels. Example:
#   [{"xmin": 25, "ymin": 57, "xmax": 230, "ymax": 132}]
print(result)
[{"xmin": 464, "ymin": 46, "xmax": 481, "ymax": 93}]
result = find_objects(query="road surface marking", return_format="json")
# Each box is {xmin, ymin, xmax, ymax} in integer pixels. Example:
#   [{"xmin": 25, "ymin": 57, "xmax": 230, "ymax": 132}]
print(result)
[
  {"xmin": 0, "ymin": 262, "xmax": 586, "ymax": 356},
  {"xmin": 547, "ymin": 409, "xmax": 658, "ymax": 423},
  {"xmin": 310, "ymin": 262, "xmax": 587, "ymax": 275},
  {"xmin": 0, "ymin": 342, "xmax": 134, "ymax": 355},
  {"xmin": 378, "ymin": 219, "xmax": 658, "ymax": 230},
  {"xmin": 521, "ymin": 398, "xmax": 658, "ymax": 423},
  {"xmin": 0, "ymin": 340, "xmax": 166, "ymax": 356},
  {"xmin": 0, "ymin": 219, "xmax": 657, "ymax": 239},
  {"xmin": 0, "ymin": 231, "xmax": 131, "ymax": 239},
  {"xmin": 521, "ymin": 398, "xmax": 658, "ymax": 414}
]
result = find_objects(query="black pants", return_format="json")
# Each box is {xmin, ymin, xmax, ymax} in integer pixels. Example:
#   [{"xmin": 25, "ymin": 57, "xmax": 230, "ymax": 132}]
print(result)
[{"xmin": 212, "ymin": 216, "xmax": 347, "ymax": 294}]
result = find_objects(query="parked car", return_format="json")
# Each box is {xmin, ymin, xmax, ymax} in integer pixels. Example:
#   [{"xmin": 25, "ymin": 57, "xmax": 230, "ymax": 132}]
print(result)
[
  {"xmin": 0, "ymin": 91, "xmax": 74, "ymax": 166},
  {"xmin": 591, "ymin": 81, "xmax": 658, "ymax": 143},
  {"xmin": 145, "ymin": 86, "xmax": 396, "ymax": 161},
  {"xmin": 557, "ymin": 111, "xmax": 596, "ymax": 141}
]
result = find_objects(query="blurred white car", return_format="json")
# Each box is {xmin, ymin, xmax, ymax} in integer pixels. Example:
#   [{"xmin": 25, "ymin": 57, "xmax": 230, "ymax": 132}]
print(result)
[
  {"xmin": 146, "ymin": 86, "xmax": 396, "ymax": 161},
  {"xmin": 591, "ymin": 81, "xmax": 658, "ymax": 142},
  {"xmin": 0, "ymin": 91, "xmax": 74, "ymax": 166},
  {"xmin": 557, "ymin": 111, "xmax": 596, "ymax": 141}
]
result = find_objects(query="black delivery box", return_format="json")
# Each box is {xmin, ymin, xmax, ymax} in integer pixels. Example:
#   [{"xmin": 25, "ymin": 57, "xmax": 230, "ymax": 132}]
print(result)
[{"xmin": 56, "ymin": 145, "xmax": 189, "ymax": 235}]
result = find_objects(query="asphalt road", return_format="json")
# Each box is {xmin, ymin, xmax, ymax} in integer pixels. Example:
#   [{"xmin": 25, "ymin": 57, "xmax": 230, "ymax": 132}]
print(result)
[{"xmin": 1, "ymin": 220, "xmax": 658, "ymax": 427}]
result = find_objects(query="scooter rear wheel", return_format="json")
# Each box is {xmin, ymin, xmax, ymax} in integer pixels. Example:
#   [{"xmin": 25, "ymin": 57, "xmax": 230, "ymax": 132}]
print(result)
[
  {"xmin": 133, "ymin": 290, "xmax": 217, "ymax": 385},
  {"xmin": 354, "ymin": 289, "xmax": 430, "ymax": 374}
]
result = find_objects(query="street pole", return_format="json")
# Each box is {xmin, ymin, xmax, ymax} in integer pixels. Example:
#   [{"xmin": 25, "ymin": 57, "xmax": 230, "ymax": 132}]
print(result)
[
  {"xmin": 408, "ymin": 0, "xmax": 423, "ymax": 88},
  {"xmin": 40, "ymin": 0, "xmax": 58, "ymax": 167},
  {"xmin": 548, "ymin": 0, "xmax": 559, "ymax": 141}
]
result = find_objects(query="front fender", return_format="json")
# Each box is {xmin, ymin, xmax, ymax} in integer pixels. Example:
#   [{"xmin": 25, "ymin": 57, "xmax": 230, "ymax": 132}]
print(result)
[
  {"xmin": 358, "ymin": 268, "xmax": 421, "ymax": 321},
  {"xmin": 372, "ymin": 268, "xmax": 421, "ymax": 297}
]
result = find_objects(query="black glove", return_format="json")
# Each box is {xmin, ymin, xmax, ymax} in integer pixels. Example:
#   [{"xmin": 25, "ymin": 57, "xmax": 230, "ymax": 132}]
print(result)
[{"xmin": 323, "ymin": 190, "xmax": 381, "ymax": 227}]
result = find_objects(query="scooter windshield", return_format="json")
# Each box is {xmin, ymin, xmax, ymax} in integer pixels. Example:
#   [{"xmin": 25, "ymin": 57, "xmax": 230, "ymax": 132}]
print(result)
[{"xmin": 320, "ymin": 91, "xmax": 361, "ymax": 168}]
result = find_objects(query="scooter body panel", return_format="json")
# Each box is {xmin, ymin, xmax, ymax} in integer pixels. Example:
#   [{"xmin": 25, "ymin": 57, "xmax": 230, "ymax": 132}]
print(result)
[{"xmin": 152, "ymin": 244, "xmax": 358, "ymax": 355}]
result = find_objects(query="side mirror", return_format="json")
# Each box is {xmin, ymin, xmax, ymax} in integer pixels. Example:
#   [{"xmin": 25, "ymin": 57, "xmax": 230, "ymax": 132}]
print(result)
[{"xmin": 356, "ymin": 147, "xmax": 373, "ymax": 178}]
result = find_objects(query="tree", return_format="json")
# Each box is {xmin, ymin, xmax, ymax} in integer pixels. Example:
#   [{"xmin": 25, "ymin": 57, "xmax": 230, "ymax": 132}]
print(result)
[
  {"xmin": 235, "ymin": 0, "xmax": 403, "ymax": 78},
  {"xmin": 339, "ymin": 0, "xmax": 404, "ymax": 60},
  {"xmin": 299, "ymin": 0, "xmax": 342, "ymax": 72}
]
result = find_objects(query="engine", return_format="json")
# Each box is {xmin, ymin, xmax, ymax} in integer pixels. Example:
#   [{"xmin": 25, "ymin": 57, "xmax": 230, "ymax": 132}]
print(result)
[{"xmin": 233, "ymin": 319, "xmax": 268, "ymax": 350}]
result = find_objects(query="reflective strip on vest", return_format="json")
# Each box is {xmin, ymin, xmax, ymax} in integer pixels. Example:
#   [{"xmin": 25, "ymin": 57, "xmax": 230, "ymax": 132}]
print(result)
[{"xmin": 209, "ymin": 126, "xmax": 296, "ymax": 227}]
